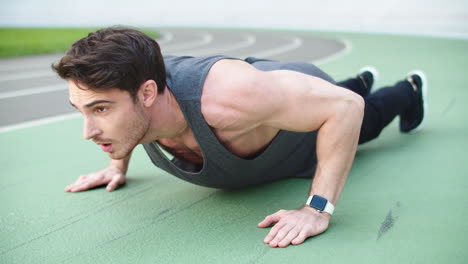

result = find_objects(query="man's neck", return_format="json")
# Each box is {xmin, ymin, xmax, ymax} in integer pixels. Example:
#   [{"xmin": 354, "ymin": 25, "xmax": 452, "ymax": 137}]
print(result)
[{"xmin": 145, "ymin": 88, "xmax": 188, "ymax": 142}]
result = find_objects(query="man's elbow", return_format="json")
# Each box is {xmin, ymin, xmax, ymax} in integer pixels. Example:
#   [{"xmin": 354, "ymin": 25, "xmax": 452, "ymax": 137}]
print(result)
[
  {"xmin": 341, "ymin": 93, "xmax": 365, "ymax": 123},
  {"xmin": 352, "ymin": 93, "xmax": 365, "ymax": 120}
]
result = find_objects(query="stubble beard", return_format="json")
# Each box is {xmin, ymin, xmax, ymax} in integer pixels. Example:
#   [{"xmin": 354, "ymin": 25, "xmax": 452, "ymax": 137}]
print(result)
[{"xmin": 109, "ymin": 104, "xmax": 150, "ymax": 160}]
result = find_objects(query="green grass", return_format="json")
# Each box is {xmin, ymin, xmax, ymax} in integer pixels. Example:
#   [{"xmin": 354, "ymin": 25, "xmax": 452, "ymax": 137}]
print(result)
[{"xmin": 0, "ymin": 28, "xmax": 159, "ymax": 58}]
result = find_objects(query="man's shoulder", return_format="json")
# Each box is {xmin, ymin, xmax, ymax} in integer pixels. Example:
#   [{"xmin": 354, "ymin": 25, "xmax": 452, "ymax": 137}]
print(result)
[
  {"xmin": 201, "ymin": 59, "xmax": 270, "ymax": 130},
  {"xmin": 203, "ymin": 58, "xmax": 263, "ymax": 97}
]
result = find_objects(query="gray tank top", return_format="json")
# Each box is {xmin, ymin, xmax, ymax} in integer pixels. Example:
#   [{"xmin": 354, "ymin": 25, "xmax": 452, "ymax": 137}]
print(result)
[{"xmin": 143, "ymin": 55, "xmax": 335, "ymax": 189}]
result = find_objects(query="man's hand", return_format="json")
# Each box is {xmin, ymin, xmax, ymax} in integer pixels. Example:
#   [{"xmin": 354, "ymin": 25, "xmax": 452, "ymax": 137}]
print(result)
[
  {"xmin": 64, "ymin": 166, "xmax": 126, "ymax": 192},
  {"xmin": 258, "ymin": 206, "xmax": 330, "ymax": 247}
]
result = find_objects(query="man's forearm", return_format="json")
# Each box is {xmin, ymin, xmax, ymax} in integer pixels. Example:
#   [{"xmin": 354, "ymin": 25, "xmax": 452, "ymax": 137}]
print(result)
[{"xmin": 309, "ymin": 95, "xmax": 364, "ymax": 205}]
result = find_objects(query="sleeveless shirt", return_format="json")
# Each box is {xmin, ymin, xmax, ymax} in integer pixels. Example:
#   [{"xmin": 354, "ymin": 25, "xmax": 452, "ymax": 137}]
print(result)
[{"xmin": 143, "ymin": 55, "xmax": 335, "ymax": 189}]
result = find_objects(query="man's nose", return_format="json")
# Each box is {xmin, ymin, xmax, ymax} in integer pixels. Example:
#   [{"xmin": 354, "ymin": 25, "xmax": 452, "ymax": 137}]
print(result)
[{"xmin": 83, "ymin": 118, "xmax": 101, "ymax": 140}]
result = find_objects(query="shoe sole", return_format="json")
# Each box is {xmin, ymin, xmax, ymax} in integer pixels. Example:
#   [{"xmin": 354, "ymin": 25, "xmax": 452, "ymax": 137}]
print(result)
[
  {"xmin": 359, "ymin": 66, "xmax": 379, "ymax": 93},
  {"xmin": 406, "ymin": 70, "xmax": 428, "ymax": 133}
]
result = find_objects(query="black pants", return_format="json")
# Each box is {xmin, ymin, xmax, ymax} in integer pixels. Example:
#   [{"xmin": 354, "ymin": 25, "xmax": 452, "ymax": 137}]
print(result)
[{"xmin": 337, "ymin": 76, "xmax": 416, "ymax": 144}]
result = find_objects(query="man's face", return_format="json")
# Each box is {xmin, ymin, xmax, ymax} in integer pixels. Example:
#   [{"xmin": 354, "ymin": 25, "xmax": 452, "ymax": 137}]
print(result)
[{"xmin": 68, "ymin": 81, "xmax": 149, "ymax": 160}]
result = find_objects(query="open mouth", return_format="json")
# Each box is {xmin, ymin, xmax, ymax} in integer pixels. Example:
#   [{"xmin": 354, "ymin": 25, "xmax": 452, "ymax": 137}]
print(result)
[{"xmin": 100, "ymin": 143, "xmax": 113, "ymax": 152}]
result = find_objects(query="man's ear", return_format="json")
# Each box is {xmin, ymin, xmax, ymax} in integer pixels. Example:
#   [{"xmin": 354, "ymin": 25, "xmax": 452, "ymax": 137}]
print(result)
[{"xmin": 138, "ymin": 80, "xmax": 158, "ymax": 107}]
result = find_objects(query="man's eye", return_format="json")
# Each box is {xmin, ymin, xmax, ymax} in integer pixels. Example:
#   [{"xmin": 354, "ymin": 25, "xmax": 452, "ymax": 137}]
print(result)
[{"xmin": 95, "ymin": 107, "xmax": 108, "ymax": 113}]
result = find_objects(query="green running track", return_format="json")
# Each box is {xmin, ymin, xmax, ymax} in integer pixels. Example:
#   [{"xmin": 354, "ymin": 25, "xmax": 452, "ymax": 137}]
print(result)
[{"xmin": 1, "ymin": 30, "xmax": 467, "ymax": 263}]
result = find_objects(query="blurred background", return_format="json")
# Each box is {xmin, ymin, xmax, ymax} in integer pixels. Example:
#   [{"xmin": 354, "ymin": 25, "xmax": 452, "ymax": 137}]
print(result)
[{"xmin": 1, "ymin": 0, "xmax": 467, "ymax": 38}]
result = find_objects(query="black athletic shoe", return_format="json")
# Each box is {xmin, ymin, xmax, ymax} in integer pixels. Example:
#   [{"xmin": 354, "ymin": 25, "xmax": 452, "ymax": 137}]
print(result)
[
  {"xmin": 359, "ymin": 66, "xmax": 379, "ymax": 96},
  {"xmin": 400, "ymin": 70, "xmax": 428, "ymax": 133}
]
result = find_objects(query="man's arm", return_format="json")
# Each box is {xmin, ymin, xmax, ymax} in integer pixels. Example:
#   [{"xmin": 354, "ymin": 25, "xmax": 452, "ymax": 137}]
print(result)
[
  {"xmin": 257, "ymin": 70, "xmax": 364, "ymax": 247},
  {"xmin": 64, "ymin": 152, "xmax": 131, "ymax": 192},
  {"xmin": 206, "ymin": 60, "xmax": 364, "ymax": 247}
]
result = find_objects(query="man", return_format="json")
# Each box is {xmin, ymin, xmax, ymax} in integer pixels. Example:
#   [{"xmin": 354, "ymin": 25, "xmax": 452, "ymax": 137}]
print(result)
[{"xmin": 52, "ymin": 27, "xmax": 427, "ymax": 248}]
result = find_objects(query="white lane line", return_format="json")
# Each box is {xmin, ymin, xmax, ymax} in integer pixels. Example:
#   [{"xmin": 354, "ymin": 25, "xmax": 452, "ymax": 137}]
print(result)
[
  {"xmin": 187, "ymin": 34, "xmax": 257, "ymax": 56},
  {"xmin": 0, "ymin": 84, "xmax": 67, "ymax": 100},
  {"xmin": 0, "ymin": 70, "xmax": 55, "ymax": 82},
  {"xmin": 0, "ymin": 112, "xmax": 81, "ymax": 134},
  {"xmin": 0, "ymin": 55, "xmax": 63, "ymax": 73},
  {"xmin": 246, "ymin": 37, "xmax": 303, "ymax": 58},
  {"xmin": 310, "ymin": 38, "xmax": 352, "ymax": 65},
  {"xmin": 157, "ymin": 31, "xmax": 174, "ymax": 45},
  {"xmin": 162, "ymin": 32, "xmax": 214, "ymax": 52}
]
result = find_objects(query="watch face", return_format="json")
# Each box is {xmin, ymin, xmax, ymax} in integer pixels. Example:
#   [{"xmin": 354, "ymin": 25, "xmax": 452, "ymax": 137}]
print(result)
[{"xmin": 310, "ymin": 195, "xmax": 327, "ymax": 211}]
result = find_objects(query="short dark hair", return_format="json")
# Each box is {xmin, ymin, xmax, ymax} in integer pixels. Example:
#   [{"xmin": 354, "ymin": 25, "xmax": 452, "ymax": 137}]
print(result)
[{"xmin": 52, "ymin": 27, "xmax": 166, "ymax": 100}]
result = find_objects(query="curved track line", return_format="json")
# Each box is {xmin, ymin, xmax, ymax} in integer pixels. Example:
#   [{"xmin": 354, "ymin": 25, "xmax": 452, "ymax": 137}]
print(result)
[
  {"xmin": 0, "ymin": 69, "xmax": 55, "ymax": 82},
  {"xmin": 187, "ymin": 34, "xmax": 256, "ymax": 56},
  {"xmin": 163, "ymin": 32, "xmax": 214, "ymax": 52},
  {"xmin": 0, "ymin": 113, "xmax": 81, "ymax": 133},
  {"xmin": 247, "ymin": 37, "xmax": 303, "ymax": 58},
  {"xmin": 0, "ymin": 84, "xmax": 66, "ymax": 99},
  {"xmin": 310, "ymin": 38, "xmax": 352, "ymax": 65},
  {"xmin": 157, "ymin": 31, "xmax": 174, "ymax": 45}
]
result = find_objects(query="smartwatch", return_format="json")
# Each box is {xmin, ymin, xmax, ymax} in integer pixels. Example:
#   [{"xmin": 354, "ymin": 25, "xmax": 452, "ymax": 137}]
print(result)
[{"xmin": 305, "ymin": 195, "xmax": 335, "ymax": 215}]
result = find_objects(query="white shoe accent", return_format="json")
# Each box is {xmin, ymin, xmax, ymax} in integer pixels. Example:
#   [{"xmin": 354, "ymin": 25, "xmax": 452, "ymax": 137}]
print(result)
[
  {"xmin": 359, "ymin": 66, "xmax": 379, "ymax": 93},
  {"xmin": 406, "ymin": 70, "xmax": 428, "ymax": 133}
]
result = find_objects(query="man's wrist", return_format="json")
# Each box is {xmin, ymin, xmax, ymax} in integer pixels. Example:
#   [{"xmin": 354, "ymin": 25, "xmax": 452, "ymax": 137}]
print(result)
[
  {"xmin": 108, "ymin": 162, "xmax": 128, "ymax": 175},
  {"xmin": 305, "ymin": 195, "xmax": 335, "ymax": 216},
  {"xmin": 109, "ymin": 154, "xmax": 131, "ymax": 174},
  {"xmin": 302, "ymin": 205, "xmax": 332, "ymax": 219}
]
